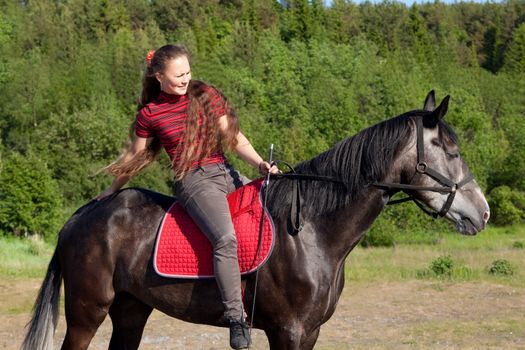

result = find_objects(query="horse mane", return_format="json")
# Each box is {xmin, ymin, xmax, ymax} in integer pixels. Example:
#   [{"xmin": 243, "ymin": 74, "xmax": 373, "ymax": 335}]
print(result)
[{"xmin": 267, "ymin": 110, "xmax": 431, "ymax": 220}]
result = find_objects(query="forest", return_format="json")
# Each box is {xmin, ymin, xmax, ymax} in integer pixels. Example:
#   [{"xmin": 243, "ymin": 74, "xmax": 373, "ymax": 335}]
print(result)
[{"xmin": 0, "ymin": 0, "xmax": 524, "ymax": 242}]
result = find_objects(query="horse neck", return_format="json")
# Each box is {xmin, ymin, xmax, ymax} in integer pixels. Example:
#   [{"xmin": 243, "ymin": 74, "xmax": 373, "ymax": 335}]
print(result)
[
  {"xmin": 309, "ymin": 186, "xmax": 391, "ymax": 260},
  {"xmin": 294, "ymin": 147, "xmax": 410, "ymax": 260},
  {"xmin": 316, "ymin": 137, "xmax": 416, "ymax": 259},
  {"xmin": 265, "ymin": 177, "xmax": 393, "ymax": 265},
  {"xmin": 268, "ymin": 117, "xmax": 414, "ymax": 259}
]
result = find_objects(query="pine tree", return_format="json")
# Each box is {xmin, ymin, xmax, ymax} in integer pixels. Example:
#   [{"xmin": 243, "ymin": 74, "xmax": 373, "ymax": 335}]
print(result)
[{"xmin": 504, "ymin": 23, "xmax": 525, "ymax": 73}]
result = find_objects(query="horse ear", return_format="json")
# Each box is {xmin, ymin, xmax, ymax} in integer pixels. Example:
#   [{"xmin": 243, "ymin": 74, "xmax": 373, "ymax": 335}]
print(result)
[
  {"xmin": 425, "ymin": 95, "xmax": 450, "ymax": 127},
  {"xmin": 423, "ymin": 90, "xmax": 436, "ymax": 111}
]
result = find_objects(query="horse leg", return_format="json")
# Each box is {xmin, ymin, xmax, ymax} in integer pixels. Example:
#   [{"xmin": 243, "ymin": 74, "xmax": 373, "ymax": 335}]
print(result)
[
  {"xmin": 265, "ymin": 324, "xmax": 321, "ymax": 350},
  {"xmin": 61, "ymin": 273, "xmax": 115, "ymax": 349},
  {"xmin": 61, "ymin": 297, "xmax": 112, "ymax": 350},
  {"xmin": 108, "ymin": 293, "xmax": 153, "ymax": 350},
  {"xmin": 300, "ymin": 327, "xmax": 320, "ymax": 350}
]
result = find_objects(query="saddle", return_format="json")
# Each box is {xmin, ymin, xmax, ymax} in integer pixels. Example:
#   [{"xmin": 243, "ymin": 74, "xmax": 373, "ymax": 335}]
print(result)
[{"xmin": 153, "ymin": 179, "xmax": 275, "ymax": 278}]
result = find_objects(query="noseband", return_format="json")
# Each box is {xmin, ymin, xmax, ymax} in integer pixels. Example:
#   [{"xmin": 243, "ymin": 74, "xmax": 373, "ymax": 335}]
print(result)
[{"xmin": 370, "ymin": 116, "xmax": 474, "ymax": 218}]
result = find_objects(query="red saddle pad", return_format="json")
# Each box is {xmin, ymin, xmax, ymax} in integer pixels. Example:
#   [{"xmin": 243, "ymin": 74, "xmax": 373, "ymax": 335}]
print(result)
[{"xmin": 153, "ymin": 179, "xmax": 275, "ymax": 278}]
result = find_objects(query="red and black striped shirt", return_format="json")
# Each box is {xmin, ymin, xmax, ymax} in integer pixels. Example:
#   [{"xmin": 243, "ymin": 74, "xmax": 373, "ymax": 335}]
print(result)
[{"xmin": 135, "ymin": 85, "xmax": 227, "ymax": 170}]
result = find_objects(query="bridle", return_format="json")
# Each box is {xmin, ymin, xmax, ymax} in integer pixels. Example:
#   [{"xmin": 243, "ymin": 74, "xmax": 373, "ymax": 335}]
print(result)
[
  {"xmin": 270, "ymin": 115, "xmax": 474, "ymax": 233},
  {"xmin": 370, "ymin": 116, "xmax": 474, "ymax": 218}
]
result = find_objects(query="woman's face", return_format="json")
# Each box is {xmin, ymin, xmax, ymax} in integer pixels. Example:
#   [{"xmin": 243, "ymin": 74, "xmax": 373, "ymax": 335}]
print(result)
[{"xmin": 156, "ymin": 55, "xmax": 192, "ymax": 95}]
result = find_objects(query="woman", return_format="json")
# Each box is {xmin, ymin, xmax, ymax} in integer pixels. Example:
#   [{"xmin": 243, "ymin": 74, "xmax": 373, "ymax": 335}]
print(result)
[{"xmin": 97, "ymin": 44, "xmax": 278, "ymax": 350}]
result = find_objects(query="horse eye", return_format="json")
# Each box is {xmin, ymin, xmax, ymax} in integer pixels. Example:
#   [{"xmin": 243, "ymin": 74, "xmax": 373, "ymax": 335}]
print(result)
[{"xmin": 446, "ymin": 152, "xmax": 460, "ymax": 159}]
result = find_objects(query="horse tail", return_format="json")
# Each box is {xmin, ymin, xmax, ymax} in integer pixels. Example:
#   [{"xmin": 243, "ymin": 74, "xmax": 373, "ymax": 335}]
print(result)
[{"xmin": 20, "ymin": 249, "xmax": 62, "ymax": 350}]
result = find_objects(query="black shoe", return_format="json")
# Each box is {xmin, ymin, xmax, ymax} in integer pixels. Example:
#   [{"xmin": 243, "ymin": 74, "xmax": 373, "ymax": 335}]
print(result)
[{"xmin": 229, "ymin": 319, "xmax": 252, "ymax": 349}]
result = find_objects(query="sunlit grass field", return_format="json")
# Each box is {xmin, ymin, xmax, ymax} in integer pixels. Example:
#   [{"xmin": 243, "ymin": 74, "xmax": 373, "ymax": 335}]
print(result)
[
  {"xmin": 1, "ymin": 224, "xmax": 523, "ymax": 285},
  {"xmin": 1, "ymin": 225, "xmax": 524, "ymax": 349},
  {"xmin": 0, "ymin": 235, "xmax": 53, "ymax": 278},
  {"xmin": 346, "ymin": 225, "xmax": 525, "ymax": 286}
]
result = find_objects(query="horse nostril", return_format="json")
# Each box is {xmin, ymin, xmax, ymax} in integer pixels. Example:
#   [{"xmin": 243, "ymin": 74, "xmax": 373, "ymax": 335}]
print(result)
[{"xmin": 483, "ymin": 211, "xmax": 490, "ymax": 223}]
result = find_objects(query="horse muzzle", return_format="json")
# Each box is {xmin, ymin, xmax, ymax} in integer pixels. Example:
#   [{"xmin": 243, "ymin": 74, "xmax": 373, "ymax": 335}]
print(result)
[
  {"xmin": 448, "ymin": 193, "xmax": 490, "ymax": 235},
  {"xmin": 455, "ymin": 214, "xmax": 487, "ymax": 235}
]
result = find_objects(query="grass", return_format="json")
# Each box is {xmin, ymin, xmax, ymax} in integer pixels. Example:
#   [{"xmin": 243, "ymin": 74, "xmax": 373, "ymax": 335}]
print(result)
[
  {"xmin": 0, "ymin": 235, "xmax": 54, "ymax": 278},
  {"xmin": 0, "ymin": 224, "xmax": 523, "ymax": 287},
  {"xmin": 345, "ymin": 224, "xmax": 525, "ymax": 286},
  {"xmin": 0, "ymin": 236, "xmax": 56, "ymax": 315},
  {"xmin": 1, "ymin": 225, "xmax": 523, "ymax": 349}
]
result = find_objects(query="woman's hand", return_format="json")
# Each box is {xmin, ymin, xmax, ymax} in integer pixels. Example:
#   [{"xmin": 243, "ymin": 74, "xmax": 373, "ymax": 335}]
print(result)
[
  {"xmin": 258, "ymin": 161, "xmax": 280, "ymax": 175},
  {"xmin": 95, "ymin": 187, "xmax": 116, "ymax": 201},
  {"xmin": 95, "ymin": 175, "xmax": 130, "ymax": 201}
]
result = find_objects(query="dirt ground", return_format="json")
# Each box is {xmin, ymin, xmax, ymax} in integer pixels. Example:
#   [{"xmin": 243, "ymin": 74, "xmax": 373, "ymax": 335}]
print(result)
[{"xmin": 1, "ymin": 278, "xmax": 524, "ymax": 350}]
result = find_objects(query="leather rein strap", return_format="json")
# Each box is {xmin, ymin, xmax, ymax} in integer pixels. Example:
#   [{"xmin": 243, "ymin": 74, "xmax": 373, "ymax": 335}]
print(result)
[
  {"xmin": 271, "ymin": 116, "xmax": 474, "ymax": 233},
  {"xmin": 270, "ymin": 162, "xmax": 347, "ymax": 234}
]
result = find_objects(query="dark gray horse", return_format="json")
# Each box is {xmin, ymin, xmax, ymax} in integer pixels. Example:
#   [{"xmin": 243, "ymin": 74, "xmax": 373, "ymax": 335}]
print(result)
[{"xmin": 22, "ymin": 91, "xmax": 489, "ymax": 350}]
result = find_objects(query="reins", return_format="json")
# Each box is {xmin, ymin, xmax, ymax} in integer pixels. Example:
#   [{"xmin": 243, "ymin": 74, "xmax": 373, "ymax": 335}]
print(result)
[
  {"xmin": 270, "ymin": 169, "xmax": 347, "ymax": 234},
  {"xmin": 266, "ymin": 116, "xmax": 475, "ymax": 232},
  {"xmin": 249, "ymin": 144, "xmax": 274, "ymax": 344}
]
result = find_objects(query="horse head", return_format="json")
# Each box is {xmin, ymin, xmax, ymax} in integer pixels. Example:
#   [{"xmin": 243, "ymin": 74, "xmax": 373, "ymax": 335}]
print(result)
[{"xmin": 395, "ymin": 91, "xmax": 490, "ymax": 235}]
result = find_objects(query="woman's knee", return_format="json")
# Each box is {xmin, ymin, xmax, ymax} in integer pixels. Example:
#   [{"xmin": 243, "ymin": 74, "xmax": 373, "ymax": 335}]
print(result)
[{"xmin": 213, "ymin": 232, "xmax": 238, "ymax": 252}]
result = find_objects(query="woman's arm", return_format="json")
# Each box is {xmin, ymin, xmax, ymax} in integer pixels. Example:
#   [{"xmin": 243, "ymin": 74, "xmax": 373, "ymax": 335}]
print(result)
[
  {"xmin": 96, "ymin": 136, "xmax": 154, "ymax": 200},
  {"xmin": 218, "ymin": 116, "xmax": 278, "ymax": 174}
]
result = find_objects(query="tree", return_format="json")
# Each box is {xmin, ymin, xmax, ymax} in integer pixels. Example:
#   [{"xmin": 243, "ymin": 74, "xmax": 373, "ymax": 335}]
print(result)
[
  {"xmin": 504, "ymin": 23, "xmax": 525, "ymax": 73},
  {"xmin": 0, "ymin": 0, "xmax": 523, "ymax": 242},
  {"xmin": 407, "ymin": 4, "xmax": 434, "ymax": 62},
  {"xmin": 280, "ymin": 0, "xmax": 323, "ymax": 42},
  {"xmin": 0, "ymin": 152, "xmax": 63, "ymax": 239},
  {"xmin": 482, "ymin": 24, "xmax": 505, "ymax": 72},
  {"xmin": 324, "ymin": 0, "xmax": 360, "ymax": 44}
]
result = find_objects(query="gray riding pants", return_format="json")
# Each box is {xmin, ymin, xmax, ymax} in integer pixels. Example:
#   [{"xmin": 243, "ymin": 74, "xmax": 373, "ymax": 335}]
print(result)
[{"xmin": 174, "ymin": 163, "xmax": 250, "ymax": 320}]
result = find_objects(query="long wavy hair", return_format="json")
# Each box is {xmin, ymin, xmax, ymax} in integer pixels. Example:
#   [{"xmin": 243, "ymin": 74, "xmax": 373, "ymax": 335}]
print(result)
[{"xmin": 103, "ymin": 45, "xmax": 239, "ymax": 180}]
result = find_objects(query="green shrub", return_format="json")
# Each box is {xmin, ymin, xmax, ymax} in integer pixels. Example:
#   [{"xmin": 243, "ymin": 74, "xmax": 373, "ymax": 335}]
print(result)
[
  {"xmin": 360, "ymin": 229, "xmax": 395, "ymax": 248},
  {"xmin": 417, "ymin": 256, "xmax": 478, "ymax": 280},
  {"xmin": 488, "ymin": 186, "xmax": 525, "ymax": 226},
  {"xmin": 0, "ymin": 152, "xmax": 63, "ymax": 240},
  {"xmin": 512, "ymin": 241, "xmax": 524, "ymax": 249},
  {"xmin": 430, "ymin": 255, "xmax": 455, "ymax": 276},
  {"xmin": 488, "ymin": 259, "xmax": 515, "ymax": 276}
]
